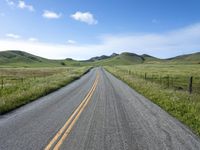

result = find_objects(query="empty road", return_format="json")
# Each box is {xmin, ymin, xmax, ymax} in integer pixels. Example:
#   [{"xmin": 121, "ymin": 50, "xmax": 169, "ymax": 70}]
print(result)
[{"xmin": 0, "ymin": 67, "xmax": 200, "ymax": 150}]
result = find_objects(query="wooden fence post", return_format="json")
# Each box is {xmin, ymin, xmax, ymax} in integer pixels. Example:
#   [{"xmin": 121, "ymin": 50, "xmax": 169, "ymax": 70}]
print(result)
[
  {"xmin": 167, "ymin": 75, "xmax": 170, "ymax": 88},
  {"xmin": 159, "ymin": 76, "xmax": 162, "ymax": 85},
  {"xmin": 144, "ymin": 73, "xmax": 147, "ymax": 80},
  {"xmin": 1, "ymin": 79, "xmax": 3, "ymax": 89},
  {"xmin": 189, "ymin": 76, "xmax": 193, "ymax": 94}
]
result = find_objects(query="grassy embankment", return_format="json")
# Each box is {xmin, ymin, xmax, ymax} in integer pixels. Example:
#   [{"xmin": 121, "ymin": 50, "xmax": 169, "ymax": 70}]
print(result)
[
  {"xmin": 0, "ymin": 67, "xmax": 90, "ymax": 114},
  {"xmin": 106, "ymin": 64, "xmax": 200, "ymax": 136}
]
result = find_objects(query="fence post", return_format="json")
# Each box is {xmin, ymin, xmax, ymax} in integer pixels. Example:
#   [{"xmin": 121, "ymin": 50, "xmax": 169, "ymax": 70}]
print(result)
[
  {"xmin": 1, "ymin": 79, "xmax": 3, "ymax": 89},
  {"xmin": 144, "ymin": 73, "xmax": 147, "ymax": 80},
  {"xmin": 167, "ymin": 75, "xmax": 170, "ymax": 88},
  {"xmin": 189, "ymin": 76, "xmax": 193, "ymax": 94},
  {"xmin": 159, "ymin": 76, "xmax": 162, "ymax": 85}
]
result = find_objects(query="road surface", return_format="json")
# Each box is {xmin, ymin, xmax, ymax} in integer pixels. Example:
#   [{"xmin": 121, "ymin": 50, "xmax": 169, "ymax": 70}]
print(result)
[{"xmin": 0, "ymin": 67, "xmax": 200, "ymax": 150}]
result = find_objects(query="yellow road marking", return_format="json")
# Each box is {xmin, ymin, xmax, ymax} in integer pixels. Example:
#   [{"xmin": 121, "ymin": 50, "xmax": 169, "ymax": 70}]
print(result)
[{"xmin": 44, "ymin": 73, "xmax": 99, "ymax": 150}]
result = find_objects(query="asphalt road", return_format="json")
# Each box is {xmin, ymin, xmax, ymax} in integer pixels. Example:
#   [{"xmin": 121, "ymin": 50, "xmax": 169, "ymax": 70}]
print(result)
[{"xmin": 0, "ymin": 67, "xmax": 200, "ymax": 150}]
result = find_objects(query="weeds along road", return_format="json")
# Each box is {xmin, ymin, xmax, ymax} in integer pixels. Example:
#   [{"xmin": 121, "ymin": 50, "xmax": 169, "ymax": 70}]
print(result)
[{"xmin": 0, "ymin": 67, "xmax": 200, "ymax": 150}]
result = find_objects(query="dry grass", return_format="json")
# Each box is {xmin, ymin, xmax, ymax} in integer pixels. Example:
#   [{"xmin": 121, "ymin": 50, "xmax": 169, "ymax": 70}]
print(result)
[{"xmin": 0, "ymin": 67, "xmax": 90, "ymax": 114}]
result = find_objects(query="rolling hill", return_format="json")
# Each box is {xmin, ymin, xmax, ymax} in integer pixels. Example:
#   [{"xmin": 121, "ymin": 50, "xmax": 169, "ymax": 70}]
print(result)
[
  {"xmin": 88, "ymin": 52, "xmax": 144, "ymax": 66},
  {"xmin": 87, "ymin": 52, "xmax": 200, "ymax": 65},
  {"xmin": 0, "ymin": 50, "xmax": 199, "ymax": 67},
  {"xmin": 86, "ymin": 52, "xmax": 162, "ymax": 66},
  {"xmin": 0, "ymin": 50, "xmax": 79, "ymax": 67},
  {"xmin": 167, "ymin": 52, "xmax": 200, "ymax": 64}
]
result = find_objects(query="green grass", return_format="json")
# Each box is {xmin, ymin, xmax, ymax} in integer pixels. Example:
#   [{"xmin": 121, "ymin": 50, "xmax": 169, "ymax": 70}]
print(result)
[
  {"xmin": 105, "ymin": 64, "xmax": 200, "ymax": 136},
  {"xmin": 0, "ymin": 67, "xmax": 90, "ymax": 114},
  {"xmin": 115, "ymin": 64, "xmax": 200, "ymax": 94}
]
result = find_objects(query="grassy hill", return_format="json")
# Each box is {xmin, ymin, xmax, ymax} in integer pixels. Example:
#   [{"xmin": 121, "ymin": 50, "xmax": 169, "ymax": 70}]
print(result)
[
  {"xmin": 0, "ymin": 50, "xmax": 199, "ymax": 67},
  {"xmin": 167, "ymin": 52, "xmax": 200, "ymax": 64},
  {"xmin": 0, "ymin": 50, "xmax": 80, "ymax": 67},
  {"xmin": 90, "ymin": 52, "xmax": 143, "ymax": 65},
  {"xmin": 141, "ymin": 54, "xmax": 163, "ymax": 63},
  {"xmin": 86, "ymin": 52, "xmax": 161, "ymax": 66},
  {"xmin": 88, "ymin": 52, "xmax": 200, "ymax": 65}
]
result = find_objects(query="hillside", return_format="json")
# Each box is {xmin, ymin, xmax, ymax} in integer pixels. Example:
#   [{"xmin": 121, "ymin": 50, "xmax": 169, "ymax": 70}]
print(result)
[
  {"xmin": 0, "ymin": 50, "xmax": 199, "ymax": 67},
  {"xmin": 141, "ymin": 54, "xmax": 162, "ymax": 63},
  {"xmin": 86, "ymin": 52, "xmax": 161, "ymax": 66},
  {"xmin": 167, "ymin": 52, "xmax": 200, "ymax": 64},
  {"xmin": 88, "ymin": 52, "xmax": 200, "ymax": 65},
  {"xmin": 88, "ymin": 53, "xmax": 119, "ymax": 62},
  {"xmin": 0, "ymin": 50, "xmax": 78, "ymax": 67}
]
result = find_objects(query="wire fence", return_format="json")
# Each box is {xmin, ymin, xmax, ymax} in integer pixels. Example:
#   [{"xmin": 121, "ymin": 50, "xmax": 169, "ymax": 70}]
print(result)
[
  {"xmin": 0, "ymin": 77, "xmax": 25, "ymax": 89},
  {"xmin": 117, "ymin": 68, "xmax": 200, "ymax": 94}
]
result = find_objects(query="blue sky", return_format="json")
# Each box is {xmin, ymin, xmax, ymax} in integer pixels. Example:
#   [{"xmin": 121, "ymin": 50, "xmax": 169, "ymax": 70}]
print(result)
[{"xmin": 0, "ymin": 0, "xmax": 200, "ymax": 59}]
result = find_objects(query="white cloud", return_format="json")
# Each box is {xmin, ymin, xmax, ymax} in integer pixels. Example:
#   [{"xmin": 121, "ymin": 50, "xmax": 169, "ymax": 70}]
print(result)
[
  {"xmin": 71, "ymin": 11, "xmax": 98, "ymax": 25},
  {"xmin": 1, "ymin": 23, "xmax": 200, "ymax": 59},
  {"xmin": 5, "ymin": 0, "xmax": 15, "ymax": 6},
  {"xmin": 18, "ymin": 1, "xmax": 34, "ymax": 11},
  {"xmin": 67, "ymin": 40, "xmax": 76, "ymax": 44},
  {"xmin": 42, "ymin": 10, "xmax": 61, "ymax": 19},
  {"xmin": 28, "ymin": 38, "xmax": 38, "ymax": 42},
  {"xmin": 5, "ymin": 33, "xmax": 21, "ymax": 39}
]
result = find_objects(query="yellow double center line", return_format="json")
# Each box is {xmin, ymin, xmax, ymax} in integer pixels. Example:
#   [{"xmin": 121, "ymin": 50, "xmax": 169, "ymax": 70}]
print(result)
[{"xmin": 44, "ymin": 73, "xmax": 99, "ymax": 150}]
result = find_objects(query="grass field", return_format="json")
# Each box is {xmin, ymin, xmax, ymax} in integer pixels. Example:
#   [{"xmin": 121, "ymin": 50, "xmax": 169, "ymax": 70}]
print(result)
[
  {"xmin": 115, "ymin": 64, "xmax": 200, "ymax": 94},
  {"xmin": 0, "ymin": 67, "xmax": 90, "ymax": 114},
  {"xmin": 106, "ymin": 64, "xmax": 200, "ymax": 136}
]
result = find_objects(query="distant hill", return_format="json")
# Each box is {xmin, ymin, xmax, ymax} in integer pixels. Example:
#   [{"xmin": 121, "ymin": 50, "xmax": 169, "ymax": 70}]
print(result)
[
  {"xmin": 0, "ymin": 50, "xmax": 199, "ymax": 67},
  {"xmin": 86, "ymin": 52, "xmax": 161, "ymax": 66},
  {"xmin": 0, "ymin": 50, "xmax": 78, "ymax": 67},
  {"xmin": 141, "ymin": 54, "xmax": 161, "ymax": 62},
  {"xmin": 86, "ymin": 51, "xmax": 200, "ymax": 65},
  {"xmin": 167, "ymin": 52, "xmax": 200, "ymax": 64},
  {"xmin": 0, "ymin": 50, "xmax": 47, "ymax": 63},
  {"xmin": 88, "ymin": 53, "xmax": 119, "ymax": 62}
]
